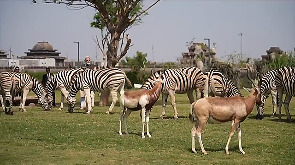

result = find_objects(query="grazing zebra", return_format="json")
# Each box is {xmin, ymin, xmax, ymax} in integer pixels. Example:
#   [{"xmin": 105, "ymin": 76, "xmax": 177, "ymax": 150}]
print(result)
[
  {"xmin": 44, "ymin": 68, "xmax": 86, "ymax": 111},
  {"xmin": 142, "ymin": 67, "xmax": 206, "ymax": 119},
  {"xmin": 257, "ymin": 67, "xmax": 294, "ymax": 121},
  {"xmin": 67, "ymin": 68, "xmax": 128, "ymax": 114},
  {"xmin": 205, "ymin": 70, "xmax": 241, "ymax": 97},
  {"xmin": 15, "ymin": 73, "xmax": 48, "ymax": 112},
  {"xmin": 0, "ymin": 72, "xmax": 47, "ymax": 114}
]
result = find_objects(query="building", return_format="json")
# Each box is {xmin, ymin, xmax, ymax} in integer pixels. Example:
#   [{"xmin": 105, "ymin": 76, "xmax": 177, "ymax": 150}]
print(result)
[
  {"xmin": 0, "ymin": 50, "xmax": 8, "ymax": 59},
  {"xmin": 21, "ymin": 41, "xmax": 66, "ymax": 67},
  {"xmin": 261, "ymin": 47, "xmax": 283, "ymax": 63}
]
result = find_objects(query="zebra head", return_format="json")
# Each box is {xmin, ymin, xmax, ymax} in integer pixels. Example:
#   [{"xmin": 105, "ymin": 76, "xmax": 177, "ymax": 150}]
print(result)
[
  {"xmin": 67, "ymin": 96, "xmax": 76, "ymax": 113},
  {"xmin": 256, "ymin": 93, "xmax": 267, "ymax": 120},
  {"xmin": 44, "ymin": 76, "xmax": 57, "ymax": 110},
  {"xmin": 43, "ymin": 93, "xmax": 53, "ymax": 111},
  {"xmin": 141, "ymin": 70, "xmax": 163, "ymax": 89}
]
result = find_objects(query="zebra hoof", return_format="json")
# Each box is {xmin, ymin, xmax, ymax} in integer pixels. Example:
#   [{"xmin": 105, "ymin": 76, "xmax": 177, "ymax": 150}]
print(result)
[{"xmin": 68, "ymin": 108, "xmax": 74, "ymax": 113}]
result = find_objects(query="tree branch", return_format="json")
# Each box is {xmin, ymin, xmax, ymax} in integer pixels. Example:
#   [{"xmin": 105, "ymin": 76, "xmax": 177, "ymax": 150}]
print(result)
[
  {"xmin": 129, "ymin": 0, "xmax": 160, "ymax": 24},
  {"xmin": 118, "ymin": 35, "xmax": 132, "ymax": 61}
]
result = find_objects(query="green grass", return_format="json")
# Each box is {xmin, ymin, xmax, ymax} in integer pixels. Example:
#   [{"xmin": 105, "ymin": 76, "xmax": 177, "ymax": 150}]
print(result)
[{"xmin": 1, "ymin": 90, "xmax": 295, "ymax": 165}]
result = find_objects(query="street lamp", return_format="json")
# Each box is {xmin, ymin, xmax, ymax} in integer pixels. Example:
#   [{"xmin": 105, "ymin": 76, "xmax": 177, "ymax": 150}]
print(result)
[
  {"xmin": 74, "ymin": 41, "xmax": 80, "ymax": 62},
  {"xmin": 204, "ymin": 38, "xmax": 211, "ymax": 69}
]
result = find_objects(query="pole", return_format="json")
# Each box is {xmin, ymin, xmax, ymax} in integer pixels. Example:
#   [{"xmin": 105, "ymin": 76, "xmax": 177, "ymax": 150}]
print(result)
[
  {"xmin": 239, "ymin": 33, "xmax": 243, "ymax": 60},
  {"xmin": 74, "ymin": 41, "xmax": 80, "ymax": 62}
]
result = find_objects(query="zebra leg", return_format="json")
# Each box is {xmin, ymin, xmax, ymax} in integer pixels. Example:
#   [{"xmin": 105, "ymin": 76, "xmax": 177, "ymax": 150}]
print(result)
[
  {"xmin": 91, "ymin": 91, "xmax": 95, "ymax": 107},
  {"xmin": 283, "ymin": 94, "xmax": 292, "ymax": 122},
  {"xmin": 59, "ymin": 93, "xmax": 64, "ymax": 111},
  {"xmin": 270, "ymin": 89, "xmax": 278, "ymax": 117},
  {"xmin": 168, "ymin": 90, "xmax": 178, "ymax": 119},
  {"xmin": 0, "ymin": 95, "xmax": 4, "ymax": 111},
  {"xmin": 107, "ymin": 90, "xmax": 118, "ymax": 114},
  {"xmin": 59, "ymin": 87, "xmax": 69, "ymax": 111},
  {"xmin": 20, "ymin": 88, "xmax": 29, "ymax": 112},
  {"xmin": 80, "ymin": 90, "xmax": 86, "ymax": 110},
  {"xmin": 4, "ymin": 95, "xmax": 13, "ymax": 115},
  {"xmin": 160, "ymin": 93, "xmax": 168, "ymax": 118},
  {"xmin": 84, "ymin": 88, "xmax": 92, "ymax": 114},
  {"xmin": 119, "ymin": 107, "xmax": 125, "ymax": 135},
  {"xmin": 187, "ymin": 90, "xmax": 195, "ymax": 104},
  {"xmin": 277, "ymin": 89, "xmax": 283, "ymax": 121}
]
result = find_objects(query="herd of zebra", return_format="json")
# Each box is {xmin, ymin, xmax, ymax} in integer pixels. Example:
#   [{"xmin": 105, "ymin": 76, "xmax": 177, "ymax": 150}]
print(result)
[{"xmin": 0, "ymin": 66, "xmax": 294, "ymax": 121}]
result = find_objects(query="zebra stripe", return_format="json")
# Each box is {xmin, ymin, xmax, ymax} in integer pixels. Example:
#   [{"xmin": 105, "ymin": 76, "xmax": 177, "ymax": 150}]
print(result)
[
  {"xmin": 0, "ymin": 72, "xmax": 47, "ymax": 114},
  {"xmin": 44, "ymin": 68, "xmax": 84, "ymax": 110},
  {"xmin": 205, "ymin": 70, "xmax": 241, "ymax": 97},
  {"xmin": 142, "ymin": 67, "xmax": 206, "ymax": 118},
  {"xmin": 257, "ymin": 67, "xmax": 294, "ymax": 121},
  {"xmin": 0, "ymin": 72, "xmax": 14, "ymax": 114},
  {"xmin": 67, "ymin": 68, "xmax": 126, "ymax": 114}
]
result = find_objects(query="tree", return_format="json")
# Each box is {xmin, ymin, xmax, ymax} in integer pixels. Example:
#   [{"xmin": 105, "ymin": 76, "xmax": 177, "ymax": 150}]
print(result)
[
  {"xmin": 122, "ymin": 51, "xmax": 147, "ymax": 72},
  {"xmin": 34, "ymin": 0, "xmax": 160, "ymax": 68},
  {"xmin": 121, "ymin": 51, "xmax": 149, "ymax": 84}
]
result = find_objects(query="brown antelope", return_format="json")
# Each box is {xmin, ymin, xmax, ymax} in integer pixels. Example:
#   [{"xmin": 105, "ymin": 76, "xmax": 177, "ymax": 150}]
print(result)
[{"xmin": 189, "ymin": 87, "xmax": 261, "ymax": 155}]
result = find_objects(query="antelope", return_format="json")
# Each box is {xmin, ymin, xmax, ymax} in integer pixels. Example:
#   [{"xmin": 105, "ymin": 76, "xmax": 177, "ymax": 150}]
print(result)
[
  {"xmin": 189, "ymin": 87, "xmax": 261, "ymax": 155},
  {"xmin": 119, "ymin": 79, "xmax": 162, "ymax": 138}
]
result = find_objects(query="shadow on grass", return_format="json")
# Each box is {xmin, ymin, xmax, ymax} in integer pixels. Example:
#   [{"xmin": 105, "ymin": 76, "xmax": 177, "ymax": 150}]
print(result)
[
  {"xmin": 150, "ymin": 115, "xmax": 188, "ymax": 120},
  {"xmin": 248, "ymin": 114, "xmax": 294, "ymax": 123},
  {"xmin": 186, "ymin": 145, "xmax": 248, "ymax": 154}
]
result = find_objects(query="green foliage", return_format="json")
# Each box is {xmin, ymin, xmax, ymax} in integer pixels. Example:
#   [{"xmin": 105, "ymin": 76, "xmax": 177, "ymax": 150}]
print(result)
[
  {"xmin": 163, "ymin": 62, "xmax": 177, "ymax": 70},
  {"xmin": 0, "ymin": 92, "xmax": 295, "ymax": 164},
  {"xmin": 268, "ymin": 52, "xmax": 295, "ymax": 70},
  {"xmin": 122, "ymin": 51, "xmax": 147, "ymax": 72},
  {"xmin": 26, "ymin": 72, "xmax": 45, "ymax": 82},
  {"xmin": 90, "ymin": 1, "xmax": 145, "ymax": 29},
  {"xmin": 121, "ymin": 51, "xmax": 149, "ymax": 84},
  {"xmin": 125, "ymin": 70, "xmax": 150, "ymax": 84}
]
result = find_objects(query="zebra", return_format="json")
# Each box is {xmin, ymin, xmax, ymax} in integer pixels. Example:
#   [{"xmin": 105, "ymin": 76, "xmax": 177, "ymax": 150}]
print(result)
[
  {"xmin": 257, "ymin": 67, "xmax": 294, "ymax": 121},
  {"xmin": 0, "ymin": 72, "xmax": 48, "ymax": 114},
  {"xmin": 0, "ymin": 72, "xmax": 15, "ymax": 114},
  {"xmin": 205, "ymin": 70, "xmax": 241, "ymax": 97},
  {"xmin": 44, "ymin": 68, "xmax": 87, "ymax": 111},
  {"xmin": 141, "ymin": 67, "xmax": 206, "ymax": 119},
  {"xmin": 67, "ymin": 68, "xmax": 129, "ymax": 114}
]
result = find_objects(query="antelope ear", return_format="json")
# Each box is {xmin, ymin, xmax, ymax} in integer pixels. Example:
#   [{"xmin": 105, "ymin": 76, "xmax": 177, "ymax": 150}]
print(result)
[{"xmin": 243, "ymin": 87, "xmax": 251, "ymax": 92}]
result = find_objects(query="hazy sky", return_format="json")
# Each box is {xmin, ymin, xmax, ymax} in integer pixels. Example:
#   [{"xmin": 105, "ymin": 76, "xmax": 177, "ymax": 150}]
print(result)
[{"xmin": 0, "ymin": 0, "xmax": 294, "ymax": 63}]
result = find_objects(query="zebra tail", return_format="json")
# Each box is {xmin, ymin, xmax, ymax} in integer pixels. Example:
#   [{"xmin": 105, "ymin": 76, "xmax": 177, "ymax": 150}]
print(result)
[{"xmin": 123, "ymin": 73, "xmax": 133, "ymax": 88}]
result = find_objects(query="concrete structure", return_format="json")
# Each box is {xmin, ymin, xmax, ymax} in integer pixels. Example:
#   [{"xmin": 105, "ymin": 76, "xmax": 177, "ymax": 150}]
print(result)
[
  {"xmin": 22, "ymin": 41, "xmax": 66, "ymax": 67},
  {"xmin": 181, "ymin": 42, "xmax": 216, "ymax": 71},
  {"xmin": 261, "ymin": 47, "xmax": 283, "ymax": 63},
  {"xmin": 0, "ymin": 50, "xmax": 8, "ymax": 59}
]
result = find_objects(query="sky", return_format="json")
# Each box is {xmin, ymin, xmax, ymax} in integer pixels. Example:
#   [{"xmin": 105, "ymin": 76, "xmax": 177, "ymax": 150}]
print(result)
[{"xmin": 0, "ymin": 0, "xmax": 294, "ymax": 63}]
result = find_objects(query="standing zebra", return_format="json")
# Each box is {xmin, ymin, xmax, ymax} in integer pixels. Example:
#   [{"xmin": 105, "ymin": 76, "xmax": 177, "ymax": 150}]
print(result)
[
  {"xmin": 0, "ymin": 72, "xmax": 15, "ymax": 114},
  {"xmin": 257, "ymin": 67, "xmax": 294, "ymax": 121},
  {"xmin": 44, "ymin": 68, "xmax": 85, "ymax": 111},
  {"xmin": 0, "ymin": 72, "xmax": 48, "ymax": 114},
  {"xmin": 142, "ymin": 67, "xmax": 206, "ymax": 119},
  {"xmin": 67, "ymin": 68, "xmax": 129, "ymax": 114},
  {"xmin": 205, "ymin": 70, "xmax": 241, "ymax": 97}
]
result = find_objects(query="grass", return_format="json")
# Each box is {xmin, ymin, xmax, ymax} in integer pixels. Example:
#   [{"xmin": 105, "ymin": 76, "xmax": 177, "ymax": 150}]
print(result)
[{"xmin": 0, "ymin": 90, "xmax": 295, "ymax": 165}]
